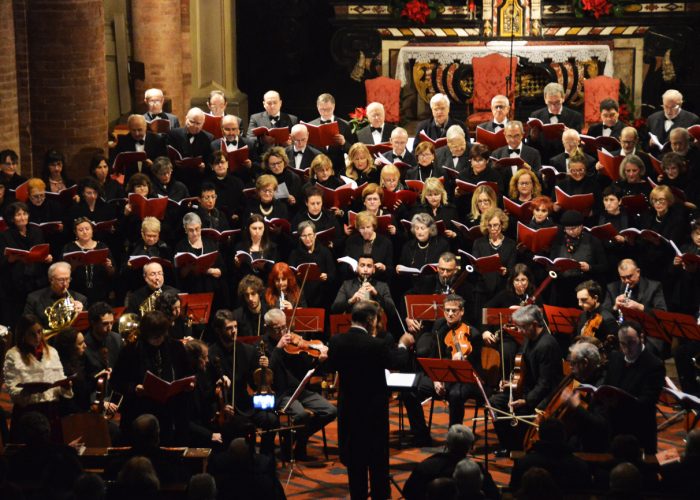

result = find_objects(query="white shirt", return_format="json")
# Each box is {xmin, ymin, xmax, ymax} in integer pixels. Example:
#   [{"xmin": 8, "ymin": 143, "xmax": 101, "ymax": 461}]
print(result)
[{"xmin": 4, "ymin": 346, "xmax": 73, "ymax": 407}]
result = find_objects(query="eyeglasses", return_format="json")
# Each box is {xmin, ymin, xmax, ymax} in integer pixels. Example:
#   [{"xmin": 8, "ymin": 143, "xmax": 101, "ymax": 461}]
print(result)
[
  {"xmin": 493, "ymin": 104, "xmax": 508, "ymax": 110},
  {"xmin": 260, "ymin": 188, "xmax": 275, "ymax": 194},
  {"xmin": 444, "ymin": 308, "xmax": 462, "ymax": 314},
  {"xmin": 651, "ymin": 198, "xmax": 667, "ymax": 204},
  {"xmin": 268, "ymin": 161, "xmax": 285, "ymax": 167}
]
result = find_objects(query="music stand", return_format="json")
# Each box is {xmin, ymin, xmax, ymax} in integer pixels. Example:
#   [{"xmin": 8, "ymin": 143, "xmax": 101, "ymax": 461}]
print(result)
[
  {"xmin": 543, "ymin": 305, "xmax": 582, "ymax": 335},
  {"xmin": 284, "ymin": 308, "xmax": 325, "ymax": 333},
  {"xmin": 651, "ymin": 309, "xmax": 700, "ymax": 341},
  {"xmin": 178, "ymin": 293, "xmax": 214, "ymax": 325},
  {"xmin": 329, "ymin": 313, "xmax": 352, "ymax": 336},
  {"xmin": 619, "ymin": 306, "xmax": 671, "ymax": 343},
  {"xmin": 405, "ymin": 294, "xmax": 446, "ymax": 322},
  {"xmin": 418, "ymin": 358, "xmax": 494, "ymax": 470},
  {"xmin": 481, "ymin": 307, "xmax": 526, "ymax": 345},
  {"xmin": 278, "ymin": 368, "xmax": 316, "ymax": 487}
]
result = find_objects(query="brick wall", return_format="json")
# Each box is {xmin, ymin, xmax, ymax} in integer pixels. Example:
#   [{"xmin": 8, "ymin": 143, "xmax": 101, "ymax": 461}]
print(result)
[{"xmin": 0, "ymin": 2, "xmax": 20, "ymax": 160}]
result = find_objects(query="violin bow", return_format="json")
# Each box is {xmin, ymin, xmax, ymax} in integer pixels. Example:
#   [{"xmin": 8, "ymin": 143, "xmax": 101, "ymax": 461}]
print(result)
[
  {"xmin": 288, "ymin": 265, "xmax": 311, "ymax": 332},
  {"xmin": 499, "ymin": 312, "xmax": 506, "ymax": 384}
]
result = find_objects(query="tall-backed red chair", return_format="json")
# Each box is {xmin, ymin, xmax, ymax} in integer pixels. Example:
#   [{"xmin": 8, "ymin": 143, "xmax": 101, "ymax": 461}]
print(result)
[
  {"xmin": 583, "ymin": 75, "xmax": 620, "ymax": 132},
  {"xmin": 467, "ymin": 53, "xmax": 518, "ymax": 131},
  {"xmin": 365, "ymin": 76, "xmax": 402, "ymax": 123}
]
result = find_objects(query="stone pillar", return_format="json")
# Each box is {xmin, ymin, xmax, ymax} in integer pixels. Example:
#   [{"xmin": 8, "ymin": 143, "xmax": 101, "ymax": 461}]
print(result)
[
  {"xmin": 132, "ymin": 0, "xmax": 184, "ymax": 119},
  {"xmin": 0, "ymin": 2, "xmax": 20, "ymax": 161},
  {"xmin": 25, "ymin": 0, "xmax": 108, "ymax": 178}
]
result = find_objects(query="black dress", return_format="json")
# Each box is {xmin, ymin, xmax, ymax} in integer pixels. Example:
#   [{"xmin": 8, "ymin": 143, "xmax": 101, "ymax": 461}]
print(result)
[
  {"xmin": 288, "ymin": 243, "xmax": 337, "ymax": 309},
  {"xmin": 60, "ymin": 241, "xmax": 114, "ymax": 304}
]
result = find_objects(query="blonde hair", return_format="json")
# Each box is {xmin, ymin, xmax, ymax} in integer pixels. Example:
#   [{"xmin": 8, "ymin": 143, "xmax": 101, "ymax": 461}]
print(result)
[
  {"xmin": 479, "ymin": 207, "xmax": 509, "ymax": 235},
  {"xmin": 309, "ymin": 154, "xmax": 334, "ymax": 179},
  {"xmin": 256, "ymin": 174, "xmax": 278, "ymax": 191},
  {"xmin": 355, "ymin": 210, "xmax": 377, "ymax": 230},
  {"xmin": 469, "ymin": 185, "xmax": 497, "ymax": 221},
  {"xmin": 345, "ymin": 143, "xmax": 375, "ymax": 180},
  {"xmin": 141, "ymin": 217, "xmax": 161, "ymax": 233},
  {"xmin": 380, "ymin": 164, "xmax": 400, "ymax": 187},
  {"xmin": 421, "ymin": 177, "xmax": 447, "ymax": 205}
]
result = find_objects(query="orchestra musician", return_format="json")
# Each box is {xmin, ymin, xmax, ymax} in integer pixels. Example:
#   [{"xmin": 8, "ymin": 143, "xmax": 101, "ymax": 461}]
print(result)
[
  {"xmin": 262, "ymin": 308, "xmax": 337, "ymax": 461},
  {"xmin": 232, "ymin": 275, "xmax": 269, "ymax": 338},
  {"xmin": 574, "ymin": 280, "xmax": 618, "ymax": 344},
  {"xmin": 415, "ymin": 294, "xmax": 482, "ymax": 427},
  {"xmin": 490, "ymin": 305, "xmax": 563, "ymax": 456},
  {"xmin": 604, "ymin": 320, "xmax": 665, "ymax": 454},
  {"xmin": 206, "ymin": 309, "xmax": 279, "ymax": 455},
  {"xmin": 124, "ymin": 261, "xmax": 179, "ymax": 315},
  {"xmin": 331, "ymin": 254, "xmax": 395, "ymax": 314}
]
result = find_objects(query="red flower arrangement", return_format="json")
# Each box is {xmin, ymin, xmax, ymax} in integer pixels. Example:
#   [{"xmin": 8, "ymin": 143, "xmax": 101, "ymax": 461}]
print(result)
[
  {"xmin": 401, "ymin": 0, "xmax": 432, "ymax": 24},
  {"xmin": 581, "ymin": 0, "xmax": 613, "ymax": 19},
  {"xmin": 348, "ymin": 107, "xmax": 369, "ymax": 134}
]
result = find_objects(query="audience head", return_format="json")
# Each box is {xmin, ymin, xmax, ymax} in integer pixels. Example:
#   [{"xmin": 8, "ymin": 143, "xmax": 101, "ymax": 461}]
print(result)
[
  {"xmin": 446, "ymin": 424, "xmax": 475, "ymax": 456},
  {"xmin": 516, "ymin": 467, "xmax": 562, "ymax": 500},
  {"xmin": 426, "ymin": 477, "xmax": 457, "ymax": 500},
  {"xmin": 452, "ymin": 458, "xmax": 483, "ymax": 498},
  {"xmin": 132, "ymin": 413, "xmax": 160, "ymax": 448},
  {"xmin": 73, "ymin": 473, "xmax": 107, "ymax": 500},
  {"xmin": 608, "ymin": 462, "xmax": 643, "ymax": 499},
  {"xmin": 17, "ymin": 411, "xmax": 51, "ymax": 445},
  {"xmin": 187, "ymin": 473, "xmax": 217, "ymax": 500},
  {"xmin": 116, "ymin": 456, "xmax": 160, "ymax": 497}
]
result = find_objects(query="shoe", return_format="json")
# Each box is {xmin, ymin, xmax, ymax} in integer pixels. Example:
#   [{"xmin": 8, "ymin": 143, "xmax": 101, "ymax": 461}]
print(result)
[{"xmin": 494, "ymin": 448, "xmax": 510, "ymax": 458}]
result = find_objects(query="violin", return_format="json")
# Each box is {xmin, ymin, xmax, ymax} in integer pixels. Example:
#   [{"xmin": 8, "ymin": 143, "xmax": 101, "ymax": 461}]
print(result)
[
  {"xmin": 90, "ymin": 376, "xmax": 106, "ymax": 415},
  {"xmin": 581, "ymin": 313, "xmax": 602, "ymax": 338},
  {"xmin": 212, "ymin": 380, "xmax": 229, "ymax": 428},
  {"xmin": 283, "ymin": 332, "xmax": 325, "ymax": 358},
  {"xmin": 511, "ymin": 353, "xmax": 526, "ymax": 399},
  {"xmin": 443, "ymin": 324, "xmax": 472, "ymax": 360},
  {"xmin": 253, "ymin": 340, "xmax": 274, "ymax": 393}
]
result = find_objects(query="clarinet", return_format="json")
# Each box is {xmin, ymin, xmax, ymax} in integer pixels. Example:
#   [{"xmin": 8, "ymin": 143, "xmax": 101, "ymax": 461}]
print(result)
[{"xmin": 617, "ymin": 283, "xmax": 631, "ymax": 324}]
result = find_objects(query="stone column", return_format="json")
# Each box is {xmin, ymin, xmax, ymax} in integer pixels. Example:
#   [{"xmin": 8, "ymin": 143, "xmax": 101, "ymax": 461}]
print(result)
[
  {"xmin": 25, "ymin": 0, "xmax": 108, "ymax": 178},
  {"xmin": 132, "ymin": 0, "xmax": 185, "ymax": 119},
  {"xmin": 0, "ymin": 2, "xmax": 20, "ymax": 161}
]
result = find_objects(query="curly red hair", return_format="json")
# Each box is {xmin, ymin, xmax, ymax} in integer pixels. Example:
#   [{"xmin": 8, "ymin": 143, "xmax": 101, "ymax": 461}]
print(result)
[{"xmin": 265, "ymin": 262, "xmax": 301, "ymax": 307}]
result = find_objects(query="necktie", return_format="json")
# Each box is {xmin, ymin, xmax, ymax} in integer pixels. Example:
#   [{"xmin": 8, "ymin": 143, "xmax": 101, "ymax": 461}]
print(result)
[
  {"xmin": 370, "ymin": 127, "xmax": 382, "ymax": 133},
  {"xmin": 294, "ymin": 150, "xmax": 304, "ymax": 156},
  {"xmin": 320, "ymin": 120, "xmax": 331, "ymax": 125},
  {"xmin": 564, "ymin": 153, "xmax": 570, "ymax": 158},
  {"xmin": 508, "ymin": 149, "xmax": 520, "ymax": 155}
]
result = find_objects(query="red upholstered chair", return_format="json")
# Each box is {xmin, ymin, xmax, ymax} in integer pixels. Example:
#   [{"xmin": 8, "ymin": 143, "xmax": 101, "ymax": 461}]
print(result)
[
  {"xmin": 365, "ymin": 76, "xmax": 402, "ymax": 123},
  {"xmin": 467, "ymin": 53, "xmax": 518, "ymax": 131},
  {"xmin": 583, "ymin": 75, "xmax": 620, "ymax": 132}
]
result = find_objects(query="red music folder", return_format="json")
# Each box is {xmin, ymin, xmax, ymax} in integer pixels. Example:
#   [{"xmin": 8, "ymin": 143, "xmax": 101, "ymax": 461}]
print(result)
[
  {"xmin": 396, "ymin": 263, "xmax": 438, "ymax": 276},
  {"xmin": 112, "ymin": 151, "xmax": 148, "ymax": 176},
  {"xmin": 526, "ymin": 118, "xmax": 566, "ymax": 141},
  {"xmin": 669, "ymin": 241, "xmax": 700, "ymax": 266},
  {"xmin": 142, "ymin": 371, "xmax": 195, "ymax": 404},
  {"xmin": 418, "ymin": 131, "xmax": 447, "ymax": 149},
  {"xmin": 290, "ymin": 262, "xmax": 324, "ymax": 282},
  {"xmin": 475, "ymin": 126, "xmax": 507, "ymax": 150},
  {"xmin": 366, "ymin": 142, "xmax": 392, "ymax": 156},
  {"xmin": 264, "ymin": 217, "xmax": 291, "ymax": 234},
  {"xmin": 596, "ymin": 149, "xmax": 623, "ymax": 181},
  {"xmin": 128, "ymin": 193, "xmax": 168, "ymax": 220},
  {"xmin": 455, "ymin": 179, "xmax": 500, "ymax": 196},
  {"xmin": 517, "ymin": 223, "xmax": 559, "ymax": 254},
  {"xmin": 166, "ymin": 145, "xmax": 203, "ymax": 169},
  {"xmin": 619, "ymin": 194, "xmax": 649, "ymax": 216},
  {"xmin": 533, "ymin": 255, "xmax": 580, "ymax": 273},
  {"xmin": 4, "ymin": 243, "xmax": 50, "ymax": 263},
  {"xmin": 147, "ymin": 118, "xmax": 170, "ymax": 134},
  {"xmin": 235, "ymin": 251, "xmax": 274, "ymax": 269},
  {"xmin": 225, "ymin": 146, "xmax": 250, "ymax": 174},
  {"xmin": 586, "ymin": 223, "xmax": 619, "ymax": 241},
  {"xmin": 62, "ymin": 248, "xmax": 110, "ymax": 267},
  {"xmin": 203, "ymin": 114, "xmax": 223, "ymax": 139},
  {"xmin": 28, "ymin": 221, "xmax": 63, "ymax": 235},
  {"xmin": 382, "ymin": 189, "xmax": 419, "ymax": 211},
  {"xmin": 554, "ymin": 186, "xmax": 594, "ymax": 215},
  {"xmin": 201, "ymin": 228, "xmax": 240, "ymax": 242},
  {"xmin": 45, "ymin": 185, "xmax": 78, "ymax": 207},
  {"xmin": 457, "ymin": 250, "xmax": 503, "ymax": 274},
  {"xmin": 450, "ymin": 220, "xmax": 483, "ymax": 241},
  {"xmin": 319, "ymin": 183, "xmax": 355, "ymax": 209},
  {"xmin": 252, "ymin": 126, "xmax": 290, "ymax": 145},
  {"xmin": 580, "ymin": 135, "xmax": 621, "ymax": 155},
  {"xmin": 348, "ymin": 211, "xmax": 393, "ymax": 234},
  {"xmin": 504, "ymin": 198, "xmax": 534, "ymax": 223},
  {"xmin": 178, "ymin": 292, "xmax": 214, "ymax": 325},
  {"xmin": 127, "ymin": 255, "xmax": 173, "ymax": 269},
  {"xmin": 174, "ymin": 251, "xmax": 220, "ymax": 274},
  {"xmin": 303, "ymin": 121, "xmax": 340, "ymax": 148}
]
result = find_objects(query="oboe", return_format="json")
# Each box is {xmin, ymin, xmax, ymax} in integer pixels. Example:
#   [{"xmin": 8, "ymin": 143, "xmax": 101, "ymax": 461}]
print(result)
[{"xmin": 617, "ymin": 283, "xmax": 631, "ymax": 324}]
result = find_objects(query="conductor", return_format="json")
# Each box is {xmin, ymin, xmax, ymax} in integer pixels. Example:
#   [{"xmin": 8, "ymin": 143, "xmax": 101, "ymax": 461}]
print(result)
[{"xmin": 327, "ymin": 300, "xmax": 392, "ymax": 499}]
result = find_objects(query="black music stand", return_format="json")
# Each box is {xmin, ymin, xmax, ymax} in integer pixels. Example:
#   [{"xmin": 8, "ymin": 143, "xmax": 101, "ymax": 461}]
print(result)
[
  {"xmin": 418, "ymin": 358, "xmax": 493, "ymax": 471},
  {"xmin": 543, "ymin": 305, "xmax": 582, "ymax": 336}
]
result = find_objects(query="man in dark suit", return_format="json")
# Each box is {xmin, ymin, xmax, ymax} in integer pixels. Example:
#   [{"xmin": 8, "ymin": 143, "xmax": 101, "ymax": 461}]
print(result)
[
  {"xmin": 23, "ymin": 261, "xmax": 88, "ymax": 329},
  {"xmin": 285, "ymin": 124, "xmax": 321, "ymax": 172},
  {"xmin": 331, "ymin": 254, "xmax": 395, "ymax": 314},
  {"xmin": 476, "ymin": 94, "xmax": 511, "ymax": 133},
  {"xmin": 549, "ymin": 129, "xmax": 596, "ymax": 174},
  {"xmin": 601, "ymin": 126, "xmax": 655, "ymax": 176},
  {"xmin": 143, "ymin": 88, "xmax": 180, "ymax": 129},
  {"xmin": 210, "ymin": 114, "xmax": 256, "ymax": 159},
  {"xmin": 588, "ymin": 98, "xmax": 625, "ymax": 139},
  {"xmin": 435, "ymin": 125, "xmax": 470, "ymax": 174},
  {"xmin": 529, "ymin": 82, "xmax": 583, "ymax": 161},
  {"xmin": 308, "ymin": 92, "xmax": 355, "ymax": 174},
  {"xmin": 604, "ymin": 320, "xmax": 665, "ymax": 454},
  {"xmin": 246, "ymin": 90, "xmax": 297, "ymax": 154},
  {"xmin": 125, "ymin": 262, "xmax": 179, "ymax": 314},
  {"xmin": 380, "ymin": 127, "xmax": 415, "ymax": 166},
  {"xmin": 669, "ymin": 127, "xmax": 700, "ymax": 175},
  {"xmin": 110, "ymin": 114, "xmax": 167, "ymax": 182},
  {"xmin": 326, "ymin": 300, "xmax": 391, "ymax": 499},
  {"xmin": 491, "ymin": 121, "xmax": 542, "ymax": 187},
  {"xmin": 646, "ymin": 89, "xmax": 699, "ymax": 149},
  {"xmin": 168, "ymin": 107, "xmax": 214, "ymax": 190},
  {"xmin": 356, "ymin": 102, "xmax": 396, "ymax": 145},
  {"xmin": 413, "ymin": 93, "xmax": 469, "ymax": 147}
]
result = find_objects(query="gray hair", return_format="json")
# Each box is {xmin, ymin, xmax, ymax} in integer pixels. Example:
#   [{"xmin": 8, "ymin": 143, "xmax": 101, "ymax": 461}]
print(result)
[
  {"xmin": 151, "ymin": 156, "xmax": 173, "ymax": 176},
  {"xmin": 662, "ymin": 89, "xmax": 683, "ymax": 103},
  {"xmin": 430, "ymin": 93, "xmax": 450, "ymax": 108},
  {"xmin": 543, "ymin": 82, "xmax": 565, "ymax": 98},
  {"xmin": 505, "ymin": 120, "xmax": 525, "ymax": 134},
  {"xmin": 390, "ymin": 127, "xmax": 408, "ymax": 140},
  {"xmin": 512, "ymin": 304, "xmax": 544, "ymax": 327},
  {"xmin": 182, "ymin": 212, "xmax": 202, "ymax": 228},
  {"xmin": 48, "ymin": 261, "xmax": 71, "ymax": 279},
  {"xmin": 446, "ymin": 424, "xmax": 474, "ymax": 455},
  {"xmin": 446, "ymin": 125, "xmax": 466, "ymax": 140},
  {"xmin": 569, "ymin": 341, "xmax": 601, "ymax": 369},
  {"xmin": 452, "ymin": 459, "xmax": 483, "ymax": 495},
  {"xmin": 297, "ymin": 220, "xmax": 316, "ymax": 234},
  {"xmin": 264, "ymin": 308, "xmax": 286, "ymax": 326},
  {"xmin": 411, "ymin": 212, "xmax": 437, "ymax": 237}
]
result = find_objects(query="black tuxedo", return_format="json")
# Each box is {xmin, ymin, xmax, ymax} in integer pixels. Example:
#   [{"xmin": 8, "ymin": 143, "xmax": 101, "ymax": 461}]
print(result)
[
  {"xmin": 308, "ymin": 116, "xmax": 355, "ymax": 173},
  {"xmin": 477, "ymin": 119, "xmax": 509, "ymax": 133},
  {"xmin": 143, "ymin": 112, "xmax": 180, "ymax": 130},
  {"xmin": 284, "ymin": 144, "xmax": 322, "ymax": 171},
  {"xmin": 210, "ymin": 135, "xmax": 257, "ymax": 157},
  {"xmin": 491, "ymin": 143, "xmax": 542, "ymax": 188},
  {"xmin": 327, "ymin": 325, "xmax": 391, "ymax": 499},
  {"xmin": 604, "ymin": 348, "xmax": 665, "ymax": 453},
  {"xmin": 646, "ymin": 108, "xmax": 699, "ymax": 145},
  {"xmin": 246, "ymin": 111, "xmax": 298, "ymax": 155},
  {"xmin": 356, "ymin": 123, "xmax": 395, "ymax": 145},
  {"xmin": 167, "ymin": 127, "xmax": 214, "ymax": 160},
  {"xmin": 124, "ymin": 284, "xmax": 179, "ymax": 314},
  {"xmin": 110, "ymin": 133, "xmax": 167, "ymax": 181},
  {"xmin": 381, "ymin": 149, "xmax": 416, "ymax": 167},
  {"xmin": 587, "ymin": 121, "xmax": 625, "ymax": 139},
  {"xmin": 435, "ymin": 145, "xmax": 469, "ymax": 173},
  {"xmin": 413, "ymin": 117, "xmax": 469, "ymax": 146},
  {"xmin": 529, "ymin": 106, "xmax": 583, "ymax": 161}
]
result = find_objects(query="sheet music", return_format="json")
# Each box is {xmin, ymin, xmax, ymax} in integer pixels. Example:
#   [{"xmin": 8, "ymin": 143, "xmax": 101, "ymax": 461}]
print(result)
[
  {"xmin": 282, "ymin": 368, "xmax": 316, "ymax": 413},
  {"xmin": 385, "ymin": 370, "xmax": 416, "ymax": 388},
  {"xmin": 275, "ymin": 182, "xmax": 290, "ymax": 200}
]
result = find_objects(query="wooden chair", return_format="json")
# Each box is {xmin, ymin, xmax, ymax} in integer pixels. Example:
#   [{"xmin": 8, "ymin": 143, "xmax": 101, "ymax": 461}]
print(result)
[
  {"xmin": 467, "ymin": 53, "xmax": 518, "ymax": 131},
  {"xmin": 61, "ymin": 413, "xmax": 111, "ymax": 447},
  {"xmin": 583, "ymin": 75, "xmax": 620, "ymax": 132},
  {"xmin": 365, "ymin": 76, "xmax": 402, "ymax": 123}
]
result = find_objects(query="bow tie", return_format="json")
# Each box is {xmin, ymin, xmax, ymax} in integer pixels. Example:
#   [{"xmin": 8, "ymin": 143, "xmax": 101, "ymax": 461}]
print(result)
[
  {"xmin": 136, "ymin": 140, "xmax": 145, "ymax": 145},
  {"xmin": 603, "ymin": 126, "xmax": 612, "ymax": 132},
  {"xmin": 226, "ymin": 140, "xmax": 237, "ymax": 147},
  {"xmin": 394, "ymin": 155, "xmax": 403, "ymax": 162},
  {"xmin": 150, "ymin": 113, "xmax": 166, "ymax": 120},
  {"xmin": 564, "ymin": 153, "xmax": 570, "ymax": 158},
  {"xmin": 320, "ymin": 119, "xmax": 332, "ymax": 125},
  {"xmin": 508, "ymin": 149, "xmax": 520, "ymax": 155},
  {"xmin": 492, "ymin": 122, "xmax": 504, "ymax": 128},
  {"xmin": 270, "ymin": 115, "xmax": 280, "ymax": 122},
  {"xmin": 453, "ymin": 156, "xmax": 461, "ymax": 161},
  {"xmin": 370, "ymin": 127, "xmax": 382, "ymax": 133},
  {"xmin": 187, "ymin": 133, "xmax": 194, "ymax": 140},
  {"xmin": 294, "ymin": 150, "xmax": 304, "ymax": 156},
  {"xmin": 550, "ymin": 114, "xmax": 560, "ymax": 119}
]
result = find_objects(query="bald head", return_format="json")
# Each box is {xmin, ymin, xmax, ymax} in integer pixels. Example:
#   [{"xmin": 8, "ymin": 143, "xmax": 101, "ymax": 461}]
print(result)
[{"xmin": 185, "ymin": 108, "xmax": 205, "ymax": 134}]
